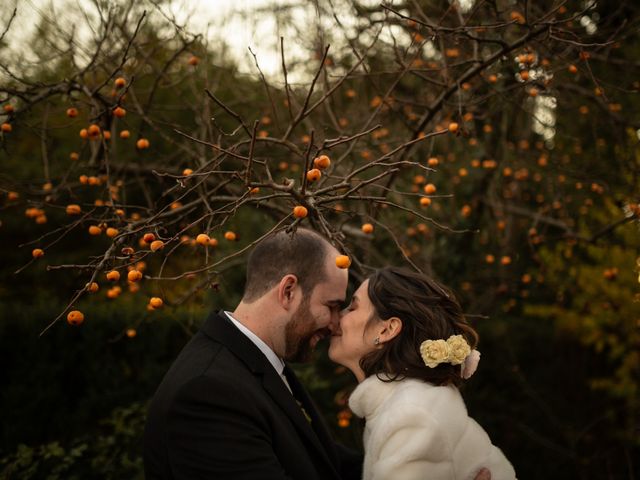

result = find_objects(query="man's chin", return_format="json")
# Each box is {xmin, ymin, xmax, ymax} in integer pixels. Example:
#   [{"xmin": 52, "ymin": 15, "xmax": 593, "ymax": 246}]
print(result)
[
  {"xmin": 285, "ymin": 337, "xmax": 314, "ymax": 363},
  {"xmin": 285, "ymin": 329, "xmax": 330, "ymax": 363},
  {"xmin": 287, "ymin": 348, "xmax": 313, "ymax": 363},
  {"xmin": 309, "ymin": 331, "xmax": 325, "ymax": 349}
]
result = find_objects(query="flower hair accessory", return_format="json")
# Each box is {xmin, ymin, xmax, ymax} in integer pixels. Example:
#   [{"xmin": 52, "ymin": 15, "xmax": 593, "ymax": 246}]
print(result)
[
  {"xmin": 419, "ymin": 334, "xmax": 480, "ymax": 378},
  {"xmin": 461, "ymin": 350, "xmax": 481, "ymax": 379}
]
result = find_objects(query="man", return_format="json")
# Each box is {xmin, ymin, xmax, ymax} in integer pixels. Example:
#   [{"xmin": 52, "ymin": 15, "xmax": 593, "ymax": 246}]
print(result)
[{"xmin": 143, "ymin": 228, "xmax": 361, "ymax": 479}]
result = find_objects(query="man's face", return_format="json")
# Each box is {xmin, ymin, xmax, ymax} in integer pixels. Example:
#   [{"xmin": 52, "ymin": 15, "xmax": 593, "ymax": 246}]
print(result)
[
  {"xmin": 283, "ymin": 255, "xmax": 348, "ymax": 362},
  {"xmin": 284, "ymin": 297, "xmax": 318, "ymax": 363}
]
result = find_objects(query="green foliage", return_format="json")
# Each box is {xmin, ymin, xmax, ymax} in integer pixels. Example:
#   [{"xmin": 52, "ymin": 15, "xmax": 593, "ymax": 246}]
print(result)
[
  {"xmin": 1, "ymin": 403, "xmax": 145, "ymax": 479},
  {"xmin": 524, "ymin": 199, "xmax": 640, "ymax": 449}
]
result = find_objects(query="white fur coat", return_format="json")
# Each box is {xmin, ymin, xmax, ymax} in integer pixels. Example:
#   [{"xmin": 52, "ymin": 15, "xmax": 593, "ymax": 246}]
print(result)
[{"xmin": 349, "ymin": 376, "xmax": 516, "ymax": 480}]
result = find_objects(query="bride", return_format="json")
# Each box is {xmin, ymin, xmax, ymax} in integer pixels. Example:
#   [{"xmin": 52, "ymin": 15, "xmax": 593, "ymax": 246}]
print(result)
[{"xmin": 329, "ymin": 266, "xmax": 516, "ymax": 480}]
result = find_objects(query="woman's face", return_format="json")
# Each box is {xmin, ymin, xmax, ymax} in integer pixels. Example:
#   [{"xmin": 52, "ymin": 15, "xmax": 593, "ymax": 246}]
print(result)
[{"xmin": 328, "ymin": 279, "xmax": 379, "ymax": 381}]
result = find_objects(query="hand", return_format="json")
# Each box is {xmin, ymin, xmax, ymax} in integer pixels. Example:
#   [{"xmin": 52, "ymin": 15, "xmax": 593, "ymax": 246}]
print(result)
[{"xmin": 474, "ymin": 468, "xmax": 491, "ymax": 480}]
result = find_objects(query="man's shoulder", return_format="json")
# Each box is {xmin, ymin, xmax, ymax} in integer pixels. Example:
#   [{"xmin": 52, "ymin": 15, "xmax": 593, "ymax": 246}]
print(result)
[
  {"xmin": 170, "ymin": 330, "xmax": 257, "ymax": 385},
  {"xmin": 147, "ymin": 334, "xmax": 264, "ymax": 420}
]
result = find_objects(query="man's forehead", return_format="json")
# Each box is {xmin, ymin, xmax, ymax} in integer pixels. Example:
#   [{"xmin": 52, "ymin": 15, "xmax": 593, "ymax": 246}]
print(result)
[
  {"xmin": 316, "ymin": 271, "xmax": 347, "ymax": 298},
  {"xmin": 317, "ymin": 276, "xmax": 347, "ymax": 294}
]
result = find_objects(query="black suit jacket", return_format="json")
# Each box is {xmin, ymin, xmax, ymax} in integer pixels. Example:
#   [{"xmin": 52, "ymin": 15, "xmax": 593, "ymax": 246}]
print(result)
[{"xmin": 144, "ymin": 311, "xmax": 362, "ymax": 479}]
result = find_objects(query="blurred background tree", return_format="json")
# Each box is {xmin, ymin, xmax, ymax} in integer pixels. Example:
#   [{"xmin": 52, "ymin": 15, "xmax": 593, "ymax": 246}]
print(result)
[{"xmin": 0, "ymin": 0, "xmax": 638, "ymax": 478}]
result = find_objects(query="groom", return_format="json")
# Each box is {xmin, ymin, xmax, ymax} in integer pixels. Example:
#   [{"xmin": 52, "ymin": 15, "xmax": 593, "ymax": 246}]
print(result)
[{"xmin": 143, "ymin": 228, "xmax": 361, "ymax": 479}]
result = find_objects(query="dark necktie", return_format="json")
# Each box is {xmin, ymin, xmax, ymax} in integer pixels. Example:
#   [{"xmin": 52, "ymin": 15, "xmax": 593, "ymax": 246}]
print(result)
[{"xmin": 283, "ymin": 365, "xmax": 313, "ymax": 424}]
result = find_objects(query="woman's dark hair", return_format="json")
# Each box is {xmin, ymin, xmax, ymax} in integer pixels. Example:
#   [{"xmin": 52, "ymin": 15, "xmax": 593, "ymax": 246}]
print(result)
[{"xmin": 360, "ymin": 266, "xmax": 478, "ymax": 387}]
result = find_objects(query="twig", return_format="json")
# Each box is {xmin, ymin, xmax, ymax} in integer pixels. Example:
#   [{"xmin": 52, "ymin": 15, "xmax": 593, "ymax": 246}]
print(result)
[
  {"xmin": 322, "ymin": 125, "xmax": 382, "ymax": 149},
  {"xmin": 205, "ymin": 88, "xmax": 252, "ymax": 137},
  {"xmin": 300, "ymin": 131, "xmax": 315, "ymax": 196},
  {"xmin": 173, "ymin": 128, "xmax": 248, "ymax": 161},
  {"xmin": 39, "ymin": 240, "xmax": 120, "ymax": 336},
  {"xmin": 0, "ymin": 7, "xmax": 17, "ymax": 43},
  {"xmin": 282, "ymin": 45, "xmax": 330, "ymax": 141},
  {"xmin": 280, "ymin": 37, "xmax": 294, "ymax": 121},
  {"xmin": 245, "ymin": 120, "xmax": 259, "ymax": 185},
  {"xmin": 90, "ymin": 11, "xmax": 147, "ymax": 95},
  {"xmin": 248, "ymin": 46, "xmax": 279, "ymax": 129}
]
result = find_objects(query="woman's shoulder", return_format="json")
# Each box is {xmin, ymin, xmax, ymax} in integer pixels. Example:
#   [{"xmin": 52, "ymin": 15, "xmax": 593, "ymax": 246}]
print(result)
[
  {"xmin": 389, "ymin": 377, "xmax": 465, "ymax": 409},
  {"xmin": 385, "ymin": 378, "xmax": 470, "ymax": 436},
  {"xmin": 350, "ymin": 375, "xmax": 466, "ymax": 420},
  {"xmin": 349, "ymin": 374, "xmax": 398, "ymax": 418}
]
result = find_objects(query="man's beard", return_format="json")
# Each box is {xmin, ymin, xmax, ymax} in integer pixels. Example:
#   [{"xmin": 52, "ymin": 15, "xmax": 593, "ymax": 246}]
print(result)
[{"xmin": 284, "ymin": 298, "xmax": 323, "ymax": 363}]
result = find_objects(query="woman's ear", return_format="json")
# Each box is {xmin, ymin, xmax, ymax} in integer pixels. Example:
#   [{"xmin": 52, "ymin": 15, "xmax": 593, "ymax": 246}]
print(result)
[
  {"xmin": 378, "ymin": 316, "xmax": 403, "ymax": 343},
  {"xmin": 277, "ymin": 274, "xmax": 299, "ymax": 309}
]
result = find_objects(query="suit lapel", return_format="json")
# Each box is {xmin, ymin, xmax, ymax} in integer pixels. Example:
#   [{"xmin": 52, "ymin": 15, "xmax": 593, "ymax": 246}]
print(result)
[
  {"xmin": 284, "ymin": 365, "xmax": 341, "ymax": 467},
  {"xmin": 201, "ymin": 311, "xmax": 340, "ymax": 477},
  {"xmin": 201, "ymin": 311, "xmax": 270, "ymax": 375},
  {"xmin": 261, "ymin": 368, "xmax": 340, "ymax": 476}
]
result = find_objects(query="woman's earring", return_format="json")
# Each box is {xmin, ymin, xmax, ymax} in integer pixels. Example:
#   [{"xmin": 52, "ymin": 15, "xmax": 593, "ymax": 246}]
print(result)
[{"xmin": 374, "ymin": 337, "xmax": 380, "ymax": 345}]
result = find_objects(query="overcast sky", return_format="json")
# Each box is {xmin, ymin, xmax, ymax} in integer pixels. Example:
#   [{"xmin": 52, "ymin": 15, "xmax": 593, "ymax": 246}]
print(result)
[
  {"xmin": 1, "ymin": 0, "xmax": 372, "ymax": 83},
  {"xmin": 1, "ymin": 0, "xmax": 302, "ymax": 81}
]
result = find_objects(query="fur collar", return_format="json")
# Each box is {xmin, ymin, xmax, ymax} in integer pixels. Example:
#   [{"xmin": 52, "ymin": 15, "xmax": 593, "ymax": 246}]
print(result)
[{"xmin": 349, "ymin": 374, "xmax": 404, "ymax": 419}]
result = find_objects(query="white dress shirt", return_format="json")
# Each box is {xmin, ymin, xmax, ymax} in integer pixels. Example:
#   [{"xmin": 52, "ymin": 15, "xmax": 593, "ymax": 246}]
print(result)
[{"xmin": 224, "ymin": 311, "xmax": 292, "ymax": 393}]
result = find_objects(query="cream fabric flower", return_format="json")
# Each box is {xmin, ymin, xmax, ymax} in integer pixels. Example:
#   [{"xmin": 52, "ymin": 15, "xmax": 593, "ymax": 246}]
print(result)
[
  {"xmin": 420, "ymin": 339, "xmax": 450, "ymax": 368},
  {"xmin": 447, "ymin": 335, "xmax": 471, "ymax": 365}
]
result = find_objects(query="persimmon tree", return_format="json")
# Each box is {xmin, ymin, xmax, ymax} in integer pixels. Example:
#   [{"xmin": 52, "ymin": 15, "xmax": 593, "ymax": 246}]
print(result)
[{"xmin": 1, "ymin": 0, "xmax": 639, "ymax": 477}]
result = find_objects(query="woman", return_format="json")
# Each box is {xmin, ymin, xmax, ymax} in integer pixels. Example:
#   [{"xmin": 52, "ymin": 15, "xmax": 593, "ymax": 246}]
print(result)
[{"xmin": 329, "ymin": 266, "xmax": 516, "ymax": 480}]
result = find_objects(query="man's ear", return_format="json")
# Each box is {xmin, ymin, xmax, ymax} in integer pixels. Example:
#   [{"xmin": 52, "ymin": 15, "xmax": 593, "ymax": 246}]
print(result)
[
  {"xmin": 277, "ymin": 274, "xmax": 299, "ymax": 309},
  {"xmin": 378, "ymin": 316, "xmax": 402, "ymax": 343}
]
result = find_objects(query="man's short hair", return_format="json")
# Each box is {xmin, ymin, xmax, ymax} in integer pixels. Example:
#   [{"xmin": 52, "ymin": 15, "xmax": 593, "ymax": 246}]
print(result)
[{"xmin": 243, "ymin": 229, "xmax": 331, "ymax": 302}]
